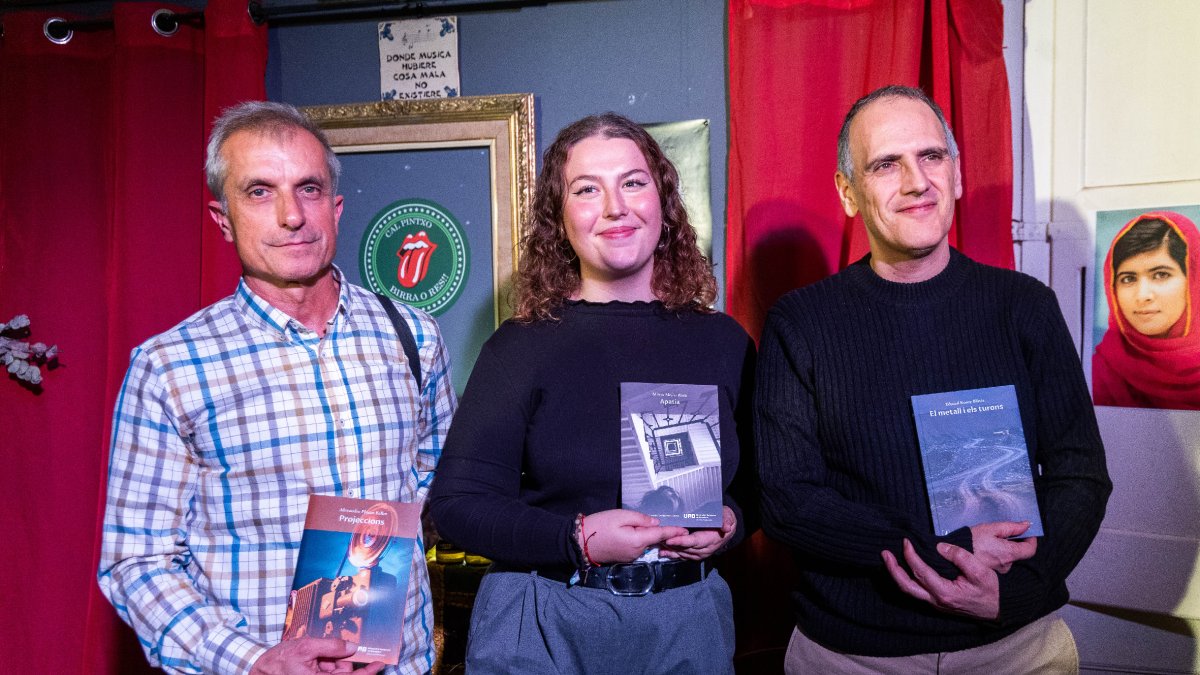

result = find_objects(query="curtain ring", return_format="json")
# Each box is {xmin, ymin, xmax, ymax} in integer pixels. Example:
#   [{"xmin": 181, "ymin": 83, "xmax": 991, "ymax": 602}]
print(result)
[
  {"xmin": 43, "ymin": 17, "xmax": 72, "ymax": 44},
  {"xmin": 248, "ymin": 1, "xmax": 267, "ymax": 25},
  {"xmin": 151, "ymin": 9, "xmax": 179, "ymax": 37}
]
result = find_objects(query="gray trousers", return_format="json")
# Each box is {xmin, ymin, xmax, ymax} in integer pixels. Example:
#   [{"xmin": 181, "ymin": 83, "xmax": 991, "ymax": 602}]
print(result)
[{"xmin": 465, "ymin": 569, "xmax": 736, "ymax": 675}]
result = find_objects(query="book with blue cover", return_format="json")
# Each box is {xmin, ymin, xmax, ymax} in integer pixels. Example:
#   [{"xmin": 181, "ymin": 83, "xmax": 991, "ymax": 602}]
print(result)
[
  {"xmin": 281, "ymin": 495, "xmax": 421, "ymax": 665},
  {"xmin": 620, "ymin": 382, "xmax": 723, "ymax": 527},
  {"xmin": 910, "ymin": 385, "xmax": 1043, "ymax": 538}
]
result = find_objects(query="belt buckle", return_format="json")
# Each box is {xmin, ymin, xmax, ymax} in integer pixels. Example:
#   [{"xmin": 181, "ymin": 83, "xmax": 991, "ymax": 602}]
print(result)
[{"xmin": 605, "ymin": 562, "xmax": 655, "ymax": 596}]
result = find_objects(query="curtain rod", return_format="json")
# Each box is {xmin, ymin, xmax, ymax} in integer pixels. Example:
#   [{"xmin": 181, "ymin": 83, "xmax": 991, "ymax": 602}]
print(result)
[
  {"xmin": 31, "ymin": 0, "xmax": 592, "ymax": 41},
  {"xmin": 252, "ymin": 0, "xmax": 591, "ymax": 26}
]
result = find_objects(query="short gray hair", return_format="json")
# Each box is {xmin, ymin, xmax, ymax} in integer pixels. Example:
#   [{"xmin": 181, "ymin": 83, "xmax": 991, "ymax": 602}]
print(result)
[
  {"xmin": 836, "ymin": 84, "xmax": 959, "ymax": 180},
  {"xmin": 205, "ymin": 101, "xmax": 341, "ymax": 208}
]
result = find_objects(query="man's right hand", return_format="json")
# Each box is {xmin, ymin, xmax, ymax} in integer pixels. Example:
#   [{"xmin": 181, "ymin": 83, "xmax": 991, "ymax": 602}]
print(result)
[
  {"xmin": 883, "ymin": 538, "xmax": 1001, "ymax": 619},
  {"xmin": 250, "ymin": 638, "xmax": 385, "ymax": 675},
  {"xmin": 969, "ymin": 521, "xmax": 1037, "ymax": 573}
]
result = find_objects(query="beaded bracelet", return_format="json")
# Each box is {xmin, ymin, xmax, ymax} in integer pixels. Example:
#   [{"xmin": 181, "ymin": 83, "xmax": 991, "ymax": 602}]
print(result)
[{"xmin": 571, "ymin": 513, "xmax": 589, "ymax": 568}]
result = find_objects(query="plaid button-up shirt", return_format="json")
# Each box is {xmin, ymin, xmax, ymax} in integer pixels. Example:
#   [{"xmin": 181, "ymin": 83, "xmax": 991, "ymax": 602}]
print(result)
[{"xmin": 99, "ymin": 270, "xmax": 455, "ymax": 674}]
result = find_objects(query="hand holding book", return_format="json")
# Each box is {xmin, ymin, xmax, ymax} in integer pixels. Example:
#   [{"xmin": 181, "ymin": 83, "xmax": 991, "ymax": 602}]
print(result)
[
  {"xmin": 576, "ymin": 509, "xmax": 688, "ymax": 565},
  {"xmin": 250, "ymin": 637, "xmax": 385, "ymax": 674},
  {"xmin": 882, "ymin": 538, "xmax": 1003, "ymax": 621},
  {"xmin": 659, "ymin": 506, "xmax": 738, "ymax": 560},
  {"xmin": 881, "ymin": 519, "xmax": 1037, "ymax": 620},
  {"xmin": 969, "ymin": 521, "xmax": 1038, "ymax": 574}
]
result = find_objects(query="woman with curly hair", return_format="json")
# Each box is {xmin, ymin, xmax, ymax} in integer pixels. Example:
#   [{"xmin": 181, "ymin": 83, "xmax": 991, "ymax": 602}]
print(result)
[{"xmin": 429, "ymin": 112, "xmax": 755, "ymax": 674}]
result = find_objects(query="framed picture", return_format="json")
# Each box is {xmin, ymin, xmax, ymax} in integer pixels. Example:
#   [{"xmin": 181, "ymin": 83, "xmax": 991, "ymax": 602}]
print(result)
[
  {"xmin": 1092, "ymin": 204, "xmax": 1200, "ymax": 410},
  {"xmin": 303, "ymin": 94, "xmax": 535, "ymax": 392}
]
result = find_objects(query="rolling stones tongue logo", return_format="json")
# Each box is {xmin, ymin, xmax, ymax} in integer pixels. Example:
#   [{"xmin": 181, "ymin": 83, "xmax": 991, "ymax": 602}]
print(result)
[
  {"xmin": 359, "ymin": 199, "xmax": 468, "ymax": 316},
  {"xmin": 396, "ymin": 231, "xmax": 438, "ymax": 288}
]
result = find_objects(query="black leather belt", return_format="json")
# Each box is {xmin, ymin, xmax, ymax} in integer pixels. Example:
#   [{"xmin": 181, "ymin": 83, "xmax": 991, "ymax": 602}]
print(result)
[{"xmin": 577, "ymin": 560, "xmax": 709, "ymax": 596}]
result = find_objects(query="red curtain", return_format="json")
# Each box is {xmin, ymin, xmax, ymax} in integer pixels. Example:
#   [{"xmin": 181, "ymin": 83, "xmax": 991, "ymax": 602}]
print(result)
[
  {"xmin": 0, "ymin": 2, "xmax": 264, "ymax": 671},
  {"xmin": 726, "ymin": 0, "xmax": 1014, "ymax": 339},
  {"xmin": 722, "ymin": 0, "xmax": 1012, "ymax": 666}
]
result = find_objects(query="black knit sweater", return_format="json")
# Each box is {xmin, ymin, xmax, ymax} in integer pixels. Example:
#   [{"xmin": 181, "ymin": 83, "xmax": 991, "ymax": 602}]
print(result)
[
  {"xmin": 429, "ymin": 300, "xmax": 756, "ymax": 580},
  {"xmin": 755, "ymin": 249, "xmax": 1111, "ymax": 656}
]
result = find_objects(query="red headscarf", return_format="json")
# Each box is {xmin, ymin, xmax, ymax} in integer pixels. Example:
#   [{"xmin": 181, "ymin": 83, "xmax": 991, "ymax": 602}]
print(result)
[{"xmin": 1093, "ymin": 211, "xmax": 1200, "ymax": 409}]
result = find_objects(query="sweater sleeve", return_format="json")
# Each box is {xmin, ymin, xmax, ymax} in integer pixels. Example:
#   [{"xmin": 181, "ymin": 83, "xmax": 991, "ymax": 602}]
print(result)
[
  {"xmin": 427, "ymin": 337, "xmax": 577, "ymax": 569},
  {"xmin": 996, "ymin": 285, "xmax": 1112, "ymax": 625},
  {"xmin": 754, "ymin": 304, "xmax": 971, "ymax": 577}
]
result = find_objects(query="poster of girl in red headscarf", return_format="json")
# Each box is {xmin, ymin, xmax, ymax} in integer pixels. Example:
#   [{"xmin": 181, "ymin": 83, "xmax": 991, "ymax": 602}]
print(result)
[{"xmin": 1093, "ymin": 206, "xmax": 1200, "ymax": 410}]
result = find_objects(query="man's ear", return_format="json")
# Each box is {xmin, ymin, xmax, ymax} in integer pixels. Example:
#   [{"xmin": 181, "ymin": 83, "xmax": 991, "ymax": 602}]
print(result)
[
  {"xmin": 834, "ymin": 172, "xmax": 859, "ymax": 218},
  {"xmin": 952, "ymin": 155, "xmax": 963, "ymax": 201},
  {"xmin": 208, "ymin": 200, "xmax": 234, "ymax": 243}
]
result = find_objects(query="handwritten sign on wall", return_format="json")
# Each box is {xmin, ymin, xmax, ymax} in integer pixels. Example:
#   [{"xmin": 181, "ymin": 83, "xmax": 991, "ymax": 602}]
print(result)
[{"xmin": 379, "ymin": 16, "xmax": 461, "ymax": 101}]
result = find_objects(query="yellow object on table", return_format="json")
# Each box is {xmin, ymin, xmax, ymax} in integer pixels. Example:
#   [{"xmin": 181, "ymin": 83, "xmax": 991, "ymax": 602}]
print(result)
[{"xmin": 426, "ymin": 546, "xmax": 488, "ymax": 674}]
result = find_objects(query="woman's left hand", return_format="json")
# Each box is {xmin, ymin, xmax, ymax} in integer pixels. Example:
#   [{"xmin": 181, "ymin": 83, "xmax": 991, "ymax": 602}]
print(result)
[{"xmin": 659, "ymin": 506, "xmax": 737, "ymax": 561}]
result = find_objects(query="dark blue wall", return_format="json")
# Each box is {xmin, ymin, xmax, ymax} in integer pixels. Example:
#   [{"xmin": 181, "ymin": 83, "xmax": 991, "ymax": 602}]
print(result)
[{"xmin": 267, "ymin": 0, "xmax": 727, "ymax": 388}]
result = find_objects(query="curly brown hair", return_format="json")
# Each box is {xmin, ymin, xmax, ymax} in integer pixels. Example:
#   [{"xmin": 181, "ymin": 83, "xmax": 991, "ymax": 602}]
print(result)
[{"xmin": 513, "ymin": 112, "xmax": 717, "ymax": 322}]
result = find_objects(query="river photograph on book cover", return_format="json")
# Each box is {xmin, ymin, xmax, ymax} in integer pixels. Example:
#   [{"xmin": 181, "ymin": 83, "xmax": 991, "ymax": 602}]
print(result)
[
  {"xmin": 910, "ymin": 385, "xmax": 1044, "ymax": 538},
  {"xmin": 619, "ymin": 382, "xmax": 723, "ymax": 527},
  {"xmin": 282, "ymin": 496, "xmax": 420, "ymax": 666}
]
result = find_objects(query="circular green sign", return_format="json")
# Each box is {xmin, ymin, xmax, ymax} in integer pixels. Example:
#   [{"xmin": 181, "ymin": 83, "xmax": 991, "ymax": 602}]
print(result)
[{"xmin": 359, "ymin": 199, "xmax": 469, "ymax": 315}]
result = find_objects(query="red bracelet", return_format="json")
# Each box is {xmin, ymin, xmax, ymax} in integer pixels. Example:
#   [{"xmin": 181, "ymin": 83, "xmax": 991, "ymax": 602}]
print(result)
[{"xmin": 579, "ymin": 513, "xmax": 600, "ymax": 567}]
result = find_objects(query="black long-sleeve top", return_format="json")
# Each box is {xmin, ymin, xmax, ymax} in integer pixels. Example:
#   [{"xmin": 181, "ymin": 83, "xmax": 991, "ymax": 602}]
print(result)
[
  {"xmin": 755, "ymin": 249, "xmax": 1112, "ymax": 656},
  {"xmin": 429, "ymin": 300, "xmax": 756, "ymax": 580}
]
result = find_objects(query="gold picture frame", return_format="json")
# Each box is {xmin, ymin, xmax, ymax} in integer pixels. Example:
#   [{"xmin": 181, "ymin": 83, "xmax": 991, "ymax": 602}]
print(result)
[{"xmin": 302, "ymin": 93, "xmax": 535, "ymax": 324}]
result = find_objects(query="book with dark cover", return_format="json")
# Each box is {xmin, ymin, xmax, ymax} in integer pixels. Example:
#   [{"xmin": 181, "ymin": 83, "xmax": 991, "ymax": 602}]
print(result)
[
  {"xmin": 910, "ymin": 385, "xmax": 1044, "ymax": 538},
  {"xmin": 282, "ymin": 495, "xmax": 421, "ymax": 665},
  {"xmin": 620, "ymin": 382, "xmax": 723, "ymax": 527}
]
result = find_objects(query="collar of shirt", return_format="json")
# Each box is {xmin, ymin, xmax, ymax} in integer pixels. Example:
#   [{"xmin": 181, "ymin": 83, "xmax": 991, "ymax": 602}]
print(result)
[{"xmin": 232, "ymin": 265, "xmax": 361, "ymax": 341}]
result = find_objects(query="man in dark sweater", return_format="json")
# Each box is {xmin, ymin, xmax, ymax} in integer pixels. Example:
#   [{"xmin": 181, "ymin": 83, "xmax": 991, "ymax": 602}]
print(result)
[{"xmin": 756, "ymin": 85, "xmax": 1111, "ymax": 673}]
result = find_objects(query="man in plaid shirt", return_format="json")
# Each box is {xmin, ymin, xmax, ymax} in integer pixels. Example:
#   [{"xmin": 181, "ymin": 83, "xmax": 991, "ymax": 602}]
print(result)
[{"xmin": 98, "ymin": 101, "xmax": 456, "ymax": 674}]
